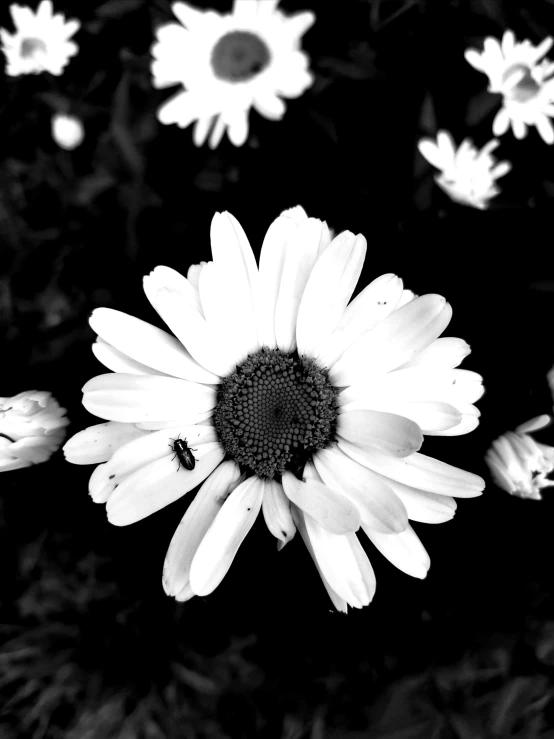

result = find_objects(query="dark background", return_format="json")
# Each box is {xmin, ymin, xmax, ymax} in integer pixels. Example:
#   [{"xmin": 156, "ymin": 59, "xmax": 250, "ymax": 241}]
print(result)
[{"xmin": 1, "ymin": 0, "xmax": 554, "ymax": 736}]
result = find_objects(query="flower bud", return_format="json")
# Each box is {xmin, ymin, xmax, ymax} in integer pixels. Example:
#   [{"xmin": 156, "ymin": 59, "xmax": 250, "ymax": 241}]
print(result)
[{"xmin": 52, "ymin": 113, "xmax": 84, "ymax": 150}]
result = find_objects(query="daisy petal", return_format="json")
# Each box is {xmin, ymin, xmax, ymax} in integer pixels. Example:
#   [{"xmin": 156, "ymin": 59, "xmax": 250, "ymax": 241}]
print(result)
[
  {"xmin": 296, "ymin": 232, "xmax": 367, "ymax": 357},
  {"xmin": 163, "ymin": 461, "xmax": 242, "ymax": 597},
  {"xmin": 337, "ymin": 410, "xmax": 423, "ymax": 457},
  {"xmin": 92, "ymin": 340, "xmax": 167, "ymax": 376},
  {"xmin": 106, "ymin": 441, "xmax": 224, "ymax": 525},
  {"xmin": 282, "ymin": 471, "xmax": 361, "ymax": 534},
  {"xmin": 189, "ymin": 476, "xmax": 264, "ymax": 595},
  {"xmin": 398, "ymin": 337, "xmax": 471, "ymax": 369},
  {"xmin": 493, "ymin": 107, "xmax": 510, "ymax": 136},
  {"xmin": 363, "ymin": 523, "xmax": 430, "ymax": 579},
  {"xmin": 314, "ymin": 446, "xmax": 409, "ymax": 533},
  {"xmin": 63, "ymin": 422, "xmax": 148, "ymax": 465},
  {"xmin": 261, "ymin": 478, "xmax": 296, "ymax": 548}
]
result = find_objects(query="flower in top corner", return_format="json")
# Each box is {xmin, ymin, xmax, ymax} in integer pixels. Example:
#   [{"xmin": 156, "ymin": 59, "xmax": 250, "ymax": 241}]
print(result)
[
  {"xmin": 0, "ymin": 391, "xmax": 69, "ymax": 471},
  {"xmin": 0, "ymin": 1, "xmax": 80, "ymax": 77},
  {"xmin": 485, "ymin": 415, "xmax": 554, "ymax": 500},
  {"xmin": 150, "ymin": 0, "xmax": 315, "ymax": 148},
  {"xmin": 64, "ymin": 205, "xmax": 485, "ymax": 613},
  {"xmin": 418, "ymin": 130, "xmax": 511, "ymax": 209},
  {"xmin": 465, "ymin": 30, "xmax": 554, "ymax": 144}
]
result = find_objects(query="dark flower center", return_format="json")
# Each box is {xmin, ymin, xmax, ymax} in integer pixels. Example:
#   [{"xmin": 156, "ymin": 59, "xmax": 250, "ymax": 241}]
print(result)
[
  {"xmin": 20, "ymin": 37, "xmax": 48, "ymax": 59},
  {"xmin": 210, "ymin": 30, "xmax": 271, "ymax": 83},
  {"xmin": 502, "ymin": 63, "xmax": 541, "ymax": 103},
  {"xmin": 213, "ymin": 348, "xmax": 339, "ymax": 479}
]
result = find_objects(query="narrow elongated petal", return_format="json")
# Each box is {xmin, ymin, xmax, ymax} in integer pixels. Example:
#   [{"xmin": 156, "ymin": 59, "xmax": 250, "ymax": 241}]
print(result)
[
  {"xmin": 189, "ymin": 476, "xmax": 264, "ymax": 595},
  {"xmin": 163, "ymin": 461, "xmax": 242, "ymax": 597},
  {"xmin": 274, "ymin": 218, "xmax": 327, "ymax": 352},
  {"xmin": 82, "ymin": 373, "xmax": 216, "ymax": 423},
  {"xmin": 90, "ymin": 308, "xmax": 219, "ymax": 383},
  {"xmin": 337, "ymin": 410, "xmax": 423, "ymax": 457},
  {"xmin": 92, "ymin": 341, "xmax": 167, "ymax": 376},
  {"xmin": 304, "ymin": 513, "xmax": 375, "ymax": 608},
  {"xmin": 314, "ymin": 446, "xmax": 409, "ymax": 533},
  {"xmin": 363, "ymin": 523, "xmax": 430, "ymax": 579},
  {"xmin": 384, "ymin": 477, "xmax": 457, "ymax": 523},
  {"xmin": 341, "ymin": 400, "xmax": 462, "ymax": 435},
  {"xmin": 63, "ymin": 422, "xmax": 148, "ymax": 465},
  {"xmin": 296, "ymin": 232, "xmax": 367, "ymax": 357},
  {"xmin": 106, "ymin": 441, "xmax": 224, "ymax": 525},
  {"xmin": 261, "ymin": 478, "xmax": 296, "ymax": 549},
  {"xmin": 338, "ymin": 439, "xmax": 484, "ymax": 497},
  {"xmin": 330, "ymin": 295, "xmax": 452, "ymax": 386},
  {"xmin": 282, "ymin": 471, "xmax": 361, "ymax": 534},
  {"xmin": 143, "ymin": 266, "xmax": 202, "ymax": 316},
  {"xmin": 291, "ymin": 505, "xmax": 348, "ymax": 612},
  {"xmin": 399, "ymin": 337, "xmax": 471, "ymax": 369},
  {"xmin": 317, "ymin": 274, "xmax": 403, "ymax": 367}
]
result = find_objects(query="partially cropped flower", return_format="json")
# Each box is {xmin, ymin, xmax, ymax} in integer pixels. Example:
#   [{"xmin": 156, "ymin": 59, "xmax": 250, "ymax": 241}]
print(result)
[
  {"xmin": 465, "ymin": 30, "xmax": 554, "ymax": 144},
  {"xmin": 485, "ymin": 415, "xmax": 554, "ymax": 500},
  {"xmin": 51, "ymin": 112, "xmax": 84, "ymax": 150},
  {"xmin": 151, "ymin": 0, "xmax": 314, "ymax": 147},
  {"xmin": 0, "ymin": 391, "xmax": 69, "ymax": 471},
  {"xmin": 418, "ymin": 131, "xmax": 511, "ymax": 209},
  {"xmin": 0, "ymin": 1, "xmax": 79, "ymax": 77},
  {"xmin": 64, "ymin": 206, "xmax": 485, "ymax": 612}
]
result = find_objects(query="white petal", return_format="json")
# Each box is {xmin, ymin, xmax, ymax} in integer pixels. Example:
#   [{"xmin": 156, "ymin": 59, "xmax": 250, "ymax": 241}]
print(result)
[
  {"xmin": 92, "ymin": 340, "xmax": 166, "ymax": 376},
  {"xmin": 106, "ymin": 441, "xmax": 224, "ymax": 525},
  {"xmin": 163, "ymin": 460, "xmax": 242, "ymax": 597},
  {"xmin": 296, "ymin": 232, "xmax": 367, "ymax": 357},
  {"xmin": 338, "ymin": 440, "xmax": 484, "ymax": 497},
  {"xmin": 225, "ymin": 108, "xmax": 249, "ymax": 147},
  {"xmin": 330, "ymin": 295, "xmax": 452, "ymax": 386},
  {"xmin": 90, "ymin": 308, "xmax": 219, "ymax": 383},
  {"xmin": 317, "ymin": 274, "xmax": 404, "ymax": 367},
  {"xmin": 398, "ymin": 337, "xmax": 471, "ymax": 369},
  {"xmin": 82, "ymin": 373, "xmax": 216, "ymax": 423},
  {"xmin": 535, "ymin": 114, "xmax": 554, "ymax": 144},
  {"xmin": 63, "ymin": 422, "xmax": 148, "ymax": 465},
  {"xmin": 418, "ymin": 139, "xmax": 444, "ymax": 170},
  {"xmin": 252, "ymin": 90, "xmax": 286, "ymax": 120},
  {"xmin": 261, "ymin": 478, "xmax": 296, "ymax": 548},
  {"xmin": 304, "ymin": 514, "xmax": 375, "ymax": 608},
  {"xmin": 189, "ymin": 476, "xmax": 264, "ymax": 595},
  {"xmin": 282, "ymin": 471, "xmax": 361, "ymax": 534},
  {"xmin": 274, "ymin": 218, "xmax": 327, "ymax": 352},
  {"xmin": 314, "ymin": 446, "xmax": 409, "ymax": 533},
  {"xmin": 363, "ymin": 523, "xmax": 430, "ymax": 579},
  {"xmin": 337, "ymin": 410, "xmax": 423, "ymax": 457},
  {"xmin": 383, "ymin": 478, "xmax": 457, "ymax": 523},
  {"xmin": 492, "ymin": 107, "xmax": 510, "ymax": 136},
  {"xmin": 464, "ymin": 48, "xmax": 487, "ymax": 72}
]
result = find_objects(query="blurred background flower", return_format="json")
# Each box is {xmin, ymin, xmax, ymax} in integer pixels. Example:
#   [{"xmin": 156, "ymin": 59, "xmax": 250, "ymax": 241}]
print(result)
[
  {"xmin": 51, "ymin": 112, "xmax": 84, "ymax": 150},
  {"xmin": 0, "ymin": 390, "xmax": 69, "ymax": 471}
]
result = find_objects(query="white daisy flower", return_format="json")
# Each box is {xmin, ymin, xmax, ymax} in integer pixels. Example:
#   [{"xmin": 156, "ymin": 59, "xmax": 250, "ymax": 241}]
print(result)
[
  {"xmin": 0, "ymin": 390, "xmax": 69, "ymax": 471},
  {"xmin": 51, "ymin": 112, "xmax": 84, "ymax": 150},
  {"xmin": 64, "ymin": 206, "xmax": 485, "ymax": 612},
  {"xmin": 151, "ymin": 0, "xmax": 315, "ymax": 148},
  {"xmin": 465, "ymin": 30, "xmax": 554, "ymax": 144},
  {"xmin": 485, "ymin": 415, "xmax": 554, "ymax": 500},
  {"xmin": 0, "ymin": 0, "xmax": 79, "ymax": 77},
  {"xmin": 418, "ymin": 130, "xmax": 511, "ymax": 210}
]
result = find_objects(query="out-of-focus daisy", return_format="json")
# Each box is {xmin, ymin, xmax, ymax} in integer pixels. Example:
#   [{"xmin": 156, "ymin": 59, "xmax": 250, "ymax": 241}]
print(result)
[
  {"xmin": 0, "ymin": 1, "xmax": 79, "ymax": 77},
  {"xmin": 64, "ymin": 206, "xmax": 485, "ymax": 612},
  {"xmin": 418, "ymin": 131, "xmax": 511, "ymax": 210},
  {"xmin": 51, "ymin": 112, "xmax": 84, "ymax": 150},
  {"xmin": 465, "ymin": 30, "xmax": 554, "ymax": 144},
  {"xmin": 485, "ymin": 415, "xmax": 554, "ymax": 500},
  {"xmin": 151, "ymin": 0, "xmax": 315, "ymax": 148},
  {"xmin": 0, "ymin": 391, "xmax": 69, "ymax": 471}
]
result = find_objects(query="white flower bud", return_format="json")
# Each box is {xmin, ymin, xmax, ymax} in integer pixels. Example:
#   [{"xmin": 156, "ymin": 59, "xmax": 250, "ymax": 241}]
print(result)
[
  {"xmin": 52, "ymin": 113, "xmax": 84, "ymax": 150},
  {"xmin": 0, "ymin": 390, "xmax": 69, "ymax": 471}
]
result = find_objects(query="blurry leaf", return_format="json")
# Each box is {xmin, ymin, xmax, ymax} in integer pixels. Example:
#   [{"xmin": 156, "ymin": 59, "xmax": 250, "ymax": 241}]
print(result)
[
  {"xmin": 419, "ymin": 92, "xmax": 436, "ymax": 136},
  {"xmin": 448, "ymin": 712, "xmax": 486, "ymax": 739},
  {"xmin": 96, "ymin": 0, "xmax": 143, "ymax": 18},
  {"xmin": 489, "ymin": 677, "xmax": 542, "ymax": 736},
  {"xmin": 36, "ymin": 92, "xmax": 70, "ymax": 112},
  {"xmin": 307, "ymin": 110, "xmax": 339, "ymax": 144},
  {"xmin": 534, "ymin": 621, "xmax": 554, "ymax": 665},
  {"xmin": 318, "ymin": 42, "xmax": 377, "ymax": 81},
  {"xmin": 465, "ymin": 89, "xmax": 501, "ymax": 127},
  {"xmin": 75, "ymin": 169, "xmax": 116, "ymax": 205},
  {"xmin": 171, "ymin": 663, "xmax": 219, "ymax": 695}
]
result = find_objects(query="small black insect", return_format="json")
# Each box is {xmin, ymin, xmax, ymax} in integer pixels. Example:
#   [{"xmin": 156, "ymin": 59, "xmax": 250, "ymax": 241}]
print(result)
[{"xmin": 169, "ymin": 435, "xmax": 198, "ymax": 471}]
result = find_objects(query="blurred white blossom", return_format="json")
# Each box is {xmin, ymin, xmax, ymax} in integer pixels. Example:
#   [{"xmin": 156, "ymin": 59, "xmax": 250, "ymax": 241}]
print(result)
[
  {"xmin": 0, "ymin": 391, "xmax": 69, "ymax": 472},
  {"xmin": 418, "ymin": 131, "xmax": 511, "ymax": 209},
  {"xmin": 485, "ymin": 415, "xmax": 554, "ymax": 500},
  {"xmin": 52, "ymin": 112, "xmax": 84, "ymax": 150},
  {"xmin": 465, "ymin": 30, "xmax": 554, "ymax": 144},
  {"xmin": 0, "ymin": 1, "xmax": 79, "ymax": 77},
  {"xmin": 151, "ymin": 0, "xmax": 315, "ymax": 148}
]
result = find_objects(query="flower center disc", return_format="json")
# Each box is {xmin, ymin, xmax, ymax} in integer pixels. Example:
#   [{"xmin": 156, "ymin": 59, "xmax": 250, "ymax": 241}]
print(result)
[
  {"xmin": 213, "ymin": 348, "xmax": 339, "ymax": 479},
  {"xmin": 211, "ymin": 30, "xmax": 271, "ymax": 83},
  {"xmin": 20, "ymin": 37, "xmax": 48, "ymax": 59},
  {"xmin": 502, "ymin": 63, "xmax": 541, "ymax": 103}
]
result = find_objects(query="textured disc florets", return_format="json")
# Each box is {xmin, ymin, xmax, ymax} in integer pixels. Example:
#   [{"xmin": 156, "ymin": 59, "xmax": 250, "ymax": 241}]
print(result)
[
  {"xmin": 210, "ymin": 31, "xmax": 271, "ymax": 83},
  {"xmin": 213, "ymin": 348, "xmax": 339, "ymax": 479}
]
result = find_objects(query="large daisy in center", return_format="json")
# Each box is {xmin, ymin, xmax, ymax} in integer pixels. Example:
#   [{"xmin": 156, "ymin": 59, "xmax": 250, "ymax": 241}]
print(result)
[
  {"xmin": 151, "ymin": 0, "xmax": 315, "ymax": 147},
  {"xmin": 64, "ymin": 207, "xmax": 485, "ymax": 612}
]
